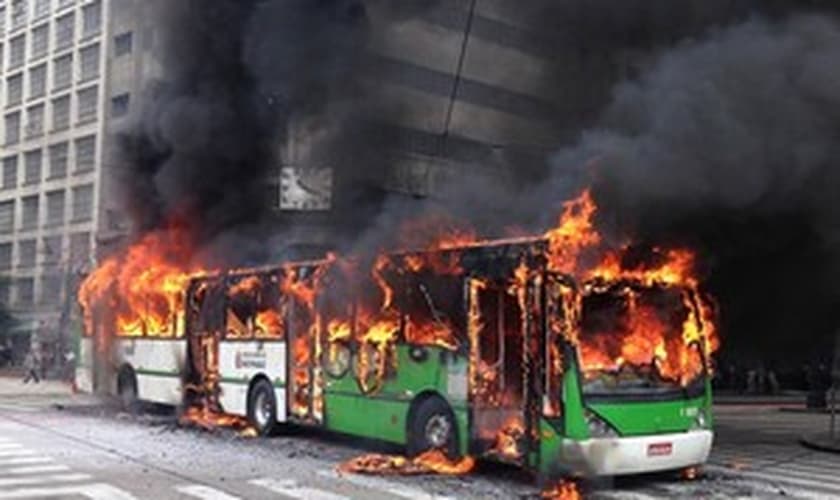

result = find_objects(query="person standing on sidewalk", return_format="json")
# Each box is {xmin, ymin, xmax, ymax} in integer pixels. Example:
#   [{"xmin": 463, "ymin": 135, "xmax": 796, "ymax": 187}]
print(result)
[{"xmin": 22, "ymin": 342, "xmax": 41, "ymax": 384}]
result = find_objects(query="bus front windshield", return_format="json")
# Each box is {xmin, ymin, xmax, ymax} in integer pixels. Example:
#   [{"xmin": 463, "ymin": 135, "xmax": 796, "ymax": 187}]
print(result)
[{"xmin": 577, "ymin": 285, "xmax": 707, "ymax": 398}]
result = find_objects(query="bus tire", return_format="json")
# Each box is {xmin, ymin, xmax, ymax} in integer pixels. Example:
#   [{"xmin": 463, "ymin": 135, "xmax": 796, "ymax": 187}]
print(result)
[
  {"xmin": 116, "ymin": 366, "xmax": 138, "ymax": 413},
  {"xmin": 248, "ymin": 379, "xmax": 277, "ymax": 436},
  {"xmin": 407, "ymin": 396, "xmax": 459, "ymax": 459}
]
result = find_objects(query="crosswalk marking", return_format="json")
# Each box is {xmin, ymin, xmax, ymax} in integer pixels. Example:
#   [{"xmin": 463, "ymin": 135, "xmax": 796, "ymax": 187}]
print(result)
[
  {"xmin": 707, "ymin": 464, "xmax": 840, "ymax": 497},
  {"xmin": 3, "ymin": 464, "xmax": 72, "ymax": 475},
  {"xmin": 319, "ymin": 469, "xmax": 454, "ymax": 500},
  {"xmin": 175, "ymin": 484, "xmax": 242, "ymax": 500},
  {"xmin": 0, "ymin": 457, "xmax": 55, "ymax": 466},
  {"xmin": 0, "ymin": 473, "xmax": 92, "ymax": 488},
  {"xmin": 0, "ymin": 483, "xmax": 138, "ymax": 500},
  {"xmin": 250, "ymin": 478, "xmax": 350, "ymax": 500},
  {"xmin": 0, "ymin": 450, "xmax": 37, "ymax": 458}
]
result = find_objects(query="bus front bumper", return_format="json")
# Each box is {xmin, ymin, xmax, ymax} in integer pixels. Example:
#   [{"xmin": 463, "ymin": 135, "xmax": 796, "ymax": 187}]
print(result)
[{"xmin": 559, "ymin": 430, "xmax": 713, "ymax": 477}]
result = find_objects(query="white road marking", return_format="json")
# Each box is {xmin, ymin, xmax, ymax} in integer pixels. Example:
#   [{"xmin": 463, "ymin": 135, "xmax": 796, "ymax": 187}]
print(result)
[
  {"xmin": 319, "ymin": 469, "xmax": 455, "ymax": 500},
  {"xmin": 707, "ymin": 465, "xmax": 840, "ymax": 496},
  {"xmin": 0, "ymin": 449, "xmax": 37, "ymax": 458},
  {"xmin": 0, "ymin": 473, "xmax": 92, "ymax": 488},
  {"xmin": 0, "ymin": 457, "xmax": 55, "ymax": 466},
  {"xmin": 175, "ymin": 484, "xmax": 243, "ymax": 500},
  {"xmin": 0, "ymin": 483, "xmax": 138, "ymax": 500},
  {"xmin": 3, "ymin": 464, "xmax": 71, "ymax": 475},
  {"xmin": 0, "ymin": 443, "xmax": 25, "ymax": 450},
  {"xmin": 250, "ymin": 478, "xmax": 349, "ymax": 500}
]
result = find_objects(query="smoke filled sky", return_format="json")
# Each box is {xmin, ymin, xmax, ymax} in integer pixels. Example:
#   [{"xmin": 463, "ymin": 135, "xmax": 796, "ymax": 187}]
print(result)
[
  {"xmin": 118, "ymin": 2, "xmax": 840, "ymax": 363},
  {"xmin": 548, "ymin": 14, "xmax": 840, "ymax": 363}
]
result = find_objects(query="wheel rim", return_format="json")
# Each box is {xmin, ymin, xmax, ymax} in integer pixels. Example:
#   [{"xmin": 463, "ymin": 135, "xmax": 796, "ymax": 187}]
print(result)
[
  {"xmin": 254, "ymin": 390, "xmax": 271, "ymax": 428},
  {"xmin": 424, "ymin": 414, "xmax": 451, "ymax": 448}
]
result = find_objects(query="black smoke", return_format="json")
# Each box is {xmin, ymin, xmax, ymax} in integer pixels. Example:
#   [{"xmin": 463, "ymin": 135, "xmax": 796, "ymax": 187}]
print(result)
[
  {"xmin": 118, "ymin": 0, "xmax": 446, "ymax": 264},
  {"xmin": 549, "ymin": 14, "xmax": 840, "ymax": 366}
]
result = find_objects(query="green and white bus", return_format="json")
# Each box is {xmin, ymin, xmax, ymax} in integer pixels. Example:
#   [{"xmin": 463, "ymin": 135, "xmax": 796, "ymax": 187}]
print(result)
[{"xmin": 78, "ymin": 239, "xmax": 714, "ymax": 478}]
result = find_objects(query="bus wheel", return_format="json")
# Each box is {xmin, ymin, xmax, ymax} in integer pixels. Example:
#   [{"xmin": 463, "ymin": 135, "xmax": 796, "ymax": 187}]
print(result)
[
  {"xmin": 407, "ymin": 397, "xmax": 459, "ymax": 459},
  {"xmin": 248, "ymin": 379, "xmax": 277, "ymax": 436},
  {"xmin": 117, "ymin": 367, "xmax": 138, "ymax": 412}
]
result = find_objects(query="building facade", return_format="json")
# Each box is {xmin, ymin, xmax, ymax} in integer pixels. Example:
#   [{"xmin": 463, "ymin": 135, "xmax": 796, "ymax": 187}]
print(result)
[{"xmin": 0, "ymin": 0, "xmax": 137, "ymax": 357}]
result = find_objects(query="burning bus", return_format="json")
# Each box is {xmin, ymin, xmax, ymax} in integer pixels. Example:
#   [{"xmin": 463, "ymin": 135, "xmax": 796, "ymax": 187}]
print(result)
[{"xmin": 76, "ymin": 190, "xmax": 717, "ymax": 479}]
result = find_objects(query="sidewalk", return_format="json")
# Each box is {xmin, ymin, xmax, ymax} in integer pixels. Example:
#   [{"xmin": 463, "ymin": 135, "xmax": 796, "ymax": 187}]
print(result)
[
  {"xmin": 714, "ymin": 390, "xmax": 807, "ymax": 407},
  {"xmin": 0, "ymin": 376, "xmax": 100, "ymax": 408}
]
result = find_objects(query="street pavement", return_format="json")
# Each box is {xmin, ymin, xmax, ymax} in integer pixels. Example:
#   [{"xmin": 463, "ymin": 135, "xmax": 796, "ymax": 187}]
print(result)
[{"xmin": 0, "ymin": 380, "xmax": 839, "ymax": 499}]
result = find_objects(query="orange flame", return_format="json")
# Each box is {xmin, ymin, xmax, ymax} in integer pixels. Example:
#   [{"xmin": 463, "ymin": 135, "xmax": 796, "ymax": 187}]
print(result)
[
  {"xmin": 78, "ymin": 227, "xmax": 207, "ymax": 342},
  {"xmin": 338, "ymin": 449, "xmax": 475, "ymax": 476},
  {"xmin": 541, "ymin": 480, "xmax": 582, "ymax": 500}
]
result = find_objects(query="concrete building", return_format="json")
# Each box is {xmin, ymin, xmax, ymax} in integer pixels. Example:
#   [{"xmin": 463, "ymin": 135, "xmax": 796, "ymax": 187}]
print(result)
[{"xmin": 0, "ymin": 0, "xmax": 136, "ymax": 358}]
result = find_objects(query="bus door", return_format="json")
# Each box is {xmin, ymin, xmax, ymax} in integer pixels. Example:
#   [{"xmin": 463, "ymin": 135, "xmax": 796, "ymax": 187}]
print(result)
[
  {"xmin": 467, "ymin": 274, "xmax": 536, "ymax": 464},
  {"xmin": 543, "ymin": 274, "xmax": 575, "ymax": 421},
  {"xmin": 185, "ymin": 277, "xmax": 227, "ymax": 410},
  {"xmin": 286, "ymin": 276, "xmax": 324, "ymax": 425}
]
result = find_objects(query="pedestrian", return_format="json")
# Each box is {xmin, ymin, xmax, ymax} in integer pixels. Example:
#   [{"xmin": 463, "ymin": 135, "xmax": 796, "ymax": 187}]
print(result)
[{"xmin": 22, "ymin": 342, "xmax": 41, "ymax": 384}]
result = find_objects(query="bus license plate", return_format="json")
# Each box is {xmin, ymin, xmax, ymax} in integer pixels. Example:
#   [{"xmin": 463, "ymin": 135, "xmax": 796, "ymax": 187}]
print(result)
[{"xmin": 647, "ymin": 442, "xmax": 673, "ymax": 457}]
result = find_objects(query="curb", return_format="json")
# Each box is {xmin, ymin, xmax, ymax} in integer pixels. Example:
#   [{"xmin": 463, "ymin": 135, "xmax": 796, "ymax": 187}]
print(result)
[{"xmin": 800, "ymin": 434, "xmax": 840, "ymax": 454}]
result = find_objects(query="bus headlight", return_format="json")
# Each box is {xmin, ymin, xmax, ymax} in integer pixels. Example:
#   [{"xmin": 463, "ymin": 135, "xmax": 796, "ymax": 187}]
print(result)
[
  {"xmin": 585, "ymin": 411, "xmax": 619, "ymax": 438},
  {"xmin": 692, "ymin": 410, "xmax": 709, "ymax": 430}
]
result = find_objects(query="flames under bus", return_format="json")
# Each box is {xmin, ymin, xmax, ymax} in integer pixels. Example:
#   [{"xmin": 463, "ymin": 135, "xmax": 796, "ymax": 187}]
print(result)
[{"xmin": 77, "ymin": 239, "xmax": 714, "ymax": 478}]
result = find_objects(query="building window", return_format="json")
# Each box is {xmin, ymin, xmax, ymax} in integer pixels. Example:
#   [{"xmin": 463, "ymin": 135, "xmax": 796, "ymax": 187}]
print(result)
[
  {"xmin": 75, "ymin": 135, "xmax": 95, "ymax": 172},
  {"xmin": 24, "ymin": 149, "xmax": 42, "ymax": 185},
  {"xmin": 25, "ymin": 104, "xmax": 44, "ymax": 138},
  {"xmin": 77, "ymin": 86, "xmax": 97, "ymax": 123},
  {"xmin": 9, "ymin": 35, "xmax": 26, "ymax": 69},
  {"xmin": 55, "ymin": 13, "xmax": 74, "ymax": 49},
  {"xmin": 0, "ymin": 7, "xmax": 6, "ymax": 39},
  {"xmin": 33, "ymin": 0, "xmax": 50, "ymax": 19},
  {"xmin": 6, "ymin": 73, "xmax": 23, "ymax": 107},
  {"xmin": 28, "ymin": 64, "xmax": 46, "ymax": 99},
  {"xmin": 114, "ymin": 32, "xmax": 133, "ymax": 57},
  {"xmin": 58, "ymin": 0, "xmax": 74, "ymax": 9},
  {"xmin": 69, "ymin": 231, "xmax": 89, "ymax": 265},
  {"xmin": 23, "ymin": 151, "xmax": 40, "ymax": 186},
  {"xmin": 41, "ymin": 235, "xmax": 62, "ymax": 265},
  {"xmin": 71, "ymin": 184, "xmax": 93, "ymax": 221},
  {"xmin": 2, "ymin": 157, "xmax": 18, "ymax": 190},
  {"xmin": 111, "ymin": 93, "xmax": 130, "ymax": 118},
  {"xmin": 40, "ymin": 273, "xmax": 62, "ymax": 304},
  {"xmin": 53, "ymin": 54, "xmax": 73, "ymax": 90},
  {"xmin": 4, "ymin": 113, "xmax": 21, "ymax": 145},
  {"xmin": 79, "ymin": 43, "xmax": 99, "ymax": 81},
  {"xmin": 0, "ymin": 202, "xmax": 15, "ymax": 233},
  {"xmin": 0, "ymin": 244, "xmax": 12, "ymax": 271},
  {"xmin": 11, "ymin": 0, "xmax": 27, "ymax": 31},
  {"xmin": 21, "ymin": 195, "xmax": 39, "ymax": 230},
  {"xmin": 45, "ymin": 190, "xmax": 65, "ymax": 227},
  {"xmin": 16, "ymin": 277, "xmax": 34, "ymax": 306},
  {"xmin": 51, "ymin": 95, "xmax": 70, "ymax": 131},
  {"xmin": 18, "ymin": 240, "xmax": 37, "ymax": 268},
  {"xmin": 31, "ymin": 24, "xmax": 48, "ymax": 59},
  {"xmin": 49, "ymin": 142, "xmax": 68, "ymax": 178},
  {"xmin": 82, "ymin": 1, "xmax": 101, "ymax": 37}
]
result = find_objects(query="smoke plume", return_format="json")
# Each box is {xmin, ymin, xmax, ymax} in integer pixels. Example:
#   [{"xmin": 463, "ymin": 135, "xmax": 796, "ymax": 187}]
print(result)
[{"xmin": 548, "ymin": 14, "xmax": 840, "ymax": 363}]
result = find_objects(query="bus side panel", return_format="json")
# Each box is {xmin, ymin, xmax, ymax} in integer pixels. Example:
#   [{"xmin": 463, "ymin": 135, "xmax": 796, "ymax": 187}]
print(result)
[
  {"xmin": 217, "ymin": 341, "xmax": 287, "ymax": 421},
  {"xmin": 118, "ymin": 338, "xmax": 186, "ymax": 406},
  {"xmin": 323, "ymin": 346, "xmax": 462, "ymax": 446},
  {"xmin": 75, "ymin": 337, "xmax": 95, "ymax": 393}
]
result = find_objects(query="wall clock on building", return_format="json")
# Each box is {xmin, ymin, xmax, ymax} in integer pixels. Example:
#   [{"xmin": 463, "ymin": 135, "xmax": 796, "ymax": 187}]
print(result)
[{"xmin": 279, "ymin": 167, "xmax": 333, "ymax": 211}]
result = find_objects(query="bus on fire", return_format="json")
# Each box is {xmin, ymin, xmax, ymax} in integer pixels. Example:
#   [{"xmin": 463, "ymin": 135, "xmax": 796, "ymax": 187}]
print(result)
[{"xmin": 77, "ymin": 238, "xmax": 715, "ymax": 479}]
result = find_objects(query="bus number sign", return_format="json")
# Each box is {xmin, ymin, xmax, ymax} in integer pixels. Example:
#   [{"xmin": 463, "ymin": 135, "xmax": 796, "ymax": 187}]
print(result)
[{"xmin": 647, "ymin": 442, "xmax": 673, "ymax": 457}]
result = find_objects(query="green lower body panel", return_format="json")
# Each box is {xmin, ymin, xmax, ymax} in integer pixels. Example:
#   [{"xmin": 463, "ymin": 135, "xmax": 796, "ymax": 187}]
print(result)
[{"xmin": 324, "ymin": 392, "xmax": 410, "ymax": 444}]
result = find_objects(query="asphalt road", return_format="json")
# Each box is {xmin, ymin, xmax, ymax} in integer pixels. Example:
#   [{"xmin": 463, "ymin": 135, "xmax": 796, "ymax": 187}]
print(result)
[{"xmin": 0, "ymin": 389, "xmax": 838, "ymax": 499}]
